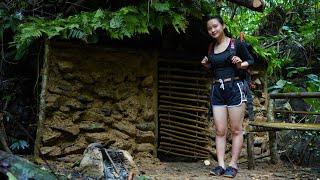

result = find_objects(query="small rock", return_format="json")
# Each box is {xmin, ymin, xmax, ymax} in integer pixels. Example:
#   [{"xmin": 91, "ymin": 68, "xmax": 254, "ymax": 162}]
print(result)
[
  {"xmin": 112, "ymin": 129, "xmax": 130, "ymax": 140},
  {"xmin": 40, "ymin": 146, "xmax": 62, "ymax": 157},
  {"xmin": 254, "ymin": 78, "xmax": 262, "ymax": 85},
  {"xmin": 79, "ymin": 122, "xmax": 105, "ymax": 132},
  {"xmin": 57, "ymin": 61, "xmax": 74, "ymax": 72},
  {"xmin": 51, "ymin": 125, "xmax": 80, "ymax": 136},
  {"xmin": 136, "ymin": 122, "xmax": 155, "ymax": 131},
  {"xmin": 79, "ymin": 143, "xmax": 104, "ymax": 179},
  {"xmin": 141, "ymin": 76, "xmax": 153, "ymax": 87},
  {"xmin": 42, "ymin": 130, "xmax": 62, "ymax": 145},
  {"xmin": 85, "ymin": 132, "xmax": 112, "ymax": 142},
  {"xmin": 77, "ymin": 94, "xmax": 94, "ymax": 103},
  {"xmin": 65, "ymin": 98, "xmax": 86, "ymax": 110},
  {"xmin": 143, "ymin": 110, "xmax": 154, "ymax": 122},
  {"xmin": 204, "ymin": 160, "xmax": 210, "ymax": 166},
  {"xmin": 136, "ymin": 131, "xmax": 155, "ymax": 143},
  {"xmin": 113, "ymin": 121, "xmax": 137, "ymax": 136},
  {"xmin": 59, "ymin": 106, "xmax": 70, "ymax": 112},
  {"xmin": 136, "ymin": 143, "xmax": 154, "ymax": 153}
]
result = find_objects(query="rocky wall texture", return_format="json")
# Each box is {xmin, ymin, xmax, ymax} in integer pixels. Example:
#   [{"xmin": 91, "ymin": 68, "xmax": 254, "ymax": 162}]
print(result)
[{"xmin": 36, "ymin": 42, "xmax": 157, "ymax": 163}]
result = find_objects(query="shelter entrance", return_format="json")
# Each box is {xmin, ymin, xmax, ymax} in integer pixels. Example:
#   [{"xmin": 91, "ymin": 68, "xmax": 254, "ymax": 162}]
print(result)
[{"xmin": 157, "ymin": 57, "xmax": 213, "ymax": 159}]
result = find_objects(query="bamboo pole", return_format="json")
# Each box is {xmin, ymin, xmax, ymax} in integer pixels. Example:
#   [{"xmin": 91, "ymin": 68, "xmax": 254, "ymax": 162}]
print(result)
[
  {"xmin": 159, "ymin": 85, "xmax": 208, "ymax": 92},
  {"xmin": 246, "ymin": 133, "xmax": 255, "ymax": 169},
  {"xmin": 160, "ymin": 137, "xmax": 210, "ymax": 153},
  {"xmin": 159, "ymin": 114, "xmax": 207, "ymax": 126},
  {"xmin": 159, "ymin": 108, "xmax": 207, "ymax": 120},
  {"xmin": 160, "ymin": 95, "xmax": 208, "ymax": 103},
  {"xmin": 158, "ymin": 149, "xmax": 208, "ymax": 159},
  {"xmin": 158, "ymin": 90, "xmax": 208, "ymax": 99},
  {"xmin": 159, "ymin": 100, "xmax": 207, "ymax": 111},
  {"xmin": 160, "ymin": 142, "xmax": 209, "ymax": 155},
  {"xmin": 160, "ymin": 128, "xmax": 208, "ymax": 141},
  {"xmin": 158, "ymin": 59, "xmax": 201, "ymax": 65},
  {"xmin": 159, "ymin": 105, "xmax": 207, "ymax": 113},
  {"xmin": 160, "ymin": 131, "xmax": 208, "ymax": 144},
  {"xmin": 273, "ymin": 110, "xmax": 320, "ymax": 115},
  {"xmin": 159, "ymin": 75, "xmax": 208, "ymax": 81},
  {"xmin": 269, "ymin": 92, "xmax": 320, "ymax": 99},
  {"xmin": 160, "ymin": 119, "xmax": 207, "ymax": 132},
  {"xmin": 159, "ymin": 80, "xmax": 207, "ymax": 88},
  {"xmin": 160, "ymin": 124, "xmax": 208, "ymax": 137},
  {"xmin": 249, "ymin": 122, "xmax": 320, "ymax": 131}
]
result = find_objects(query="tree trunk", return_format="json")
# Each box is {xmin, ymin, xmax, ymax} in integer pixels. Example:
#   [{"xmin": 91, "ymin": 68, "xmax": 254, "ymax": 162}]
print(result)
[{"xmin": 0, "ymin": 150, "xmax": 65, "ymax": 179}]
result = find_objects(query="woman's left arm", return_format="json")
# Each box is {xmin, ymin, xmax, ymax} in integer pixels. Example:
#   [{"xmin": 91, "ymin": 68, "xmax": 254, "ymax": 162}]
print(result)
[{"xmin": 233, "ymin": 41, "xmax": 254, "ymax": 69}]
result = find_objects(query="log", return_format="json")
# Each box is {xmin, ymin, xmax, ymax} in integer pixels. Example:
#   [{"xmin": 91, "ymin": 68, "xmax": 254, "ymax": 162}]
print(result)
[
  {"xmin": 0, "ymin": 150, "xmax": 65, "ymax": 179},
  {"xmin": 273, "ymin": 110, "xmax": 320, "ymax": 115},
  {"xmin": 226, "ymin": 0, "xmax": 265, "ymax": 12},
  {"xmin": 249, "ymin": 122, "xmax": 320, "ymax": 131}
]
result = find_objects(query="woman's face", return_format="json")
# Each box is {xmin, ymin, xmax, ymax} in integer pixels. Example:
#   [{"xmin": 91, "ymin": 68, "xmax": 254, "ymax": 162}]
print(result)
[{"xmin": 207, "ymin": 18, "xmax": 225, "ymax": 39}]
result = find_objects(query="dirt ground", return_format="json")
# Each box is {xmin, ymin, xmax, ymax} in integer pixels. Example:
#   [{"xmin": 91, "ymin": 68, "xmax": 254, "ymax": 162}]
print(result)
[{"xmin": 135, "ymin": 154, "xmax": 320, "ymax": 180}]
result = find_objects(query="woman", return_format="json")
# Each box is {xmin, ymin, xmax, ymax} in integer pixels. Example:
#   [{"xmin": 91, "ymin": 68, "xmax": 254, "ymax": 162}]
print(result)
[{"xmin": 201, "ymin": 15, "xmax": 254, "ymax": 178}]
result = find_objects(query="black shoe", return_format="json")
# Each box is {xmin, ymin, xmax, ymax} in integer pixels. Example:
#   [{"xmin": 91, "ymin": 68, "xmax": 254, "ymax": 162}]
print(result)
[
  {"xmin": 210, "ymin": 166, "xmax": 225, "ymax": 176},
  {"xmin": 224, "ymin": 166, "xmax": 238, "ymax": 178}
]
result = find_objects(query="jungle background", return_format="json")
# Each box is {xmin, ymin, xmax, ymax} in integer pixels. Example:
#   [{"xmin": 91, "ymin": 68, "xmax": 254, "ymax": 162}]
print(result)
[{"xmin": 0, "ymin": 0, "xmax": 319, "ymax": 179}]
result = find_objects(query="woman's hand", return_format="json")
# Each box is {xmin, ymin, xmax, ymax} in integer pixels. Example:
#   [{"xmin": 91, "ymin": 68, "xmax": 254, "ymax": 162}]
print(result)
[
  {"xmin": 231, "ymin": 56, "xmax": 249, "ymax": 69},
  {"xmin": 201, "ymin": 56, "xmax": 210, "ymax": 69}
]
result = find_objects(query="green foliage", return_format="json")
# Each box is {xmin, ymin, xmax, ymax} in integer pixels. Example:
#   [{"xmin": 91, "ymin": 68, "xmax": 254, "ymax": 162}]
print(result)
[{"xmin": 13, "ymin": 2, "xmax": 192, "ymax": 60}]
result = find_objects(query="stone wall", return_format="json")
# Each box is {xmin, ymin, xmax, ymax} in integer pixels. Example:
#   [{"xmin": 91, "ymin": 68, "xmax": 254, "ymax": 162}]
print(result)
[{"xmin": 36, "ymin": 42, "xmax": 157, "ymax": 163}]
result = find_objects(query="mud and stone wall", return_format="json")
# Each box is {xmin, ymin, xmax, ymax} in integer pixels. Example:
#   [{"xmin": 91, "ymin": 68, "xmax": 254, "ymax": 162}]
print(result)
[{"xmin": 36, "ymin": 42, "xmax": 158, "ymax": 163}]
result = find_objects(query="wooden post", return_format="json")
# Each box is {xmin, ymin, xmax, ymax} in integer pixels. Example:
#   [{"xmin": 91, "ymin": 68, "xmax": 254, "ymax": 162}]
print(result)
[
  {"xmin": 34, "ymin": 41, "xmax": 49, "ymax": 161},
  {"xmin": 246, "ymin": 133, "xmax": 255, "ymax": 169},
  {"xmin": 267, "ymin": 98, "xmax": 278, "ymax": 164}
]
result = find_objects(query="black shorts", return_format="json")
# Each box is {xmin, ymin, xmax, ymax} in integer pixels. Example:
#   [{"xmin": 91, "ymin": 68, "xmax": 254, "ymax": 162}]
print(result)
[{"xmin": 210, "ymin": 80, "xmax": 247, "ymax": 107}]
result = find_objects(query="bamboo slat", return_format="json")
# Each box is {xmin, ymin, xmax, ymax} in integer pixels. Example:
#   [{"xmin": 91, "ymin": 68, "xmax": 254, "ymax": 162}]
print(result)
[
  {"xmin": 158, "ymin": 67, "xmax": 207, "ymax": 75},
  {"xmin": 159, "ymin": 85, "xmax": 209, "ymax": 92},
  {"xmin": 159, "ymin": 100, "xmax": 207, "ymax": 111},
  {"xmin": 161, "ymin": 136, "xmax": 210, "ymax": 153},
  {"xmin": 159, "ymin": 75, "xmax": 208, "ymax": 81},
  {"xmin": 160, "ymin": 119, "xmax": 207, "ymax": 131},
  {"xmin": 160, "ymin": 128, "xmax": 208, "ymax": 141},
  {"xmin": 160, "ymin": 131, "xmax": 208, "ymax": 144},
  {"xmin": 159, "ymin": 107, "xmax": 207, "ymax": 120},
  {"xmin": 158, "ymin": 80, "xmax": 208, "ymax": 88},
  {"xmin": 160, "ymin": 95, "xmax": 208, "ymax": 103},
  {"xmin": 160, "ymin": 142, "xmax": 209, "ymax": 155},
  {"xmin": 158, "ymin": 149, "xmax": 208, "ymax": 159},
  {"xmin": 158, "ymin": 90, "xmax": 208, "ymax": 99},
  {"xmin": 159, "ymin": 104, "xmax": 207, "ymax": 113},
  {"xmin": 160, "ymin": 124, "xmax": 208, "ymax": 137},
  {"xmin": 159, "ymin": 114, "xmax": 207, "ymax": 126}
]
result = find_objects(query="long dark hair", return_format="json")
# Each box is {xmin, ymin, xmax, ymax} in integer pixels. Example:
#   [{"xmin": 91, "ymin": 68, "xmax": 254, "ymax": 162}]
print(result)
[{"xmin": 205, "ymin": 15, "xmax": 232, "ymax": 39}]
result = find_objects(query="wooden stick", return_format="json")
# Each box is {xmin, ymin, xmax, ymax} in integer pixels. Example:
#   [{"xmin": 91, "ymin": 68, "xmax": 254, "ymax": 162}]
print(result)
[
  {"xmin": 160, "ymin": 128, "xmax": 208, "ymax": 141},
  {"xmin": 159, "ymin": 108, "xmax": 207, "ymax": 120},
  {"xmin": 158, "ymin": 90, "xmax": 208, "ymax": 99},
  {"xmin": 160, "ymin": 124, "xmax": 208, "ymax": 137},
  {"xmin": 104, "ymin": 149, "xmax": 120, "ymax": 176},
  {"xmin": 249, "ymin": 122, "xmax": 320, "ymax": 131},
  {"xmin": 158, "ymin": 149, "xmax": 208, "ymax": 159},
  {"xmin": 160, "ymin": 95, "xmax": 208, "ymax": 103},
  {"xmin": 159, "ymin": 100, "xmax": 207, "ymax": 111},
  {"xmin": 269, "ymin": 92, "xmax": 320, "ymax": 99},
  {"xmin": 160, "ymin": 131, "xmax": 208, "ymax": 143}
]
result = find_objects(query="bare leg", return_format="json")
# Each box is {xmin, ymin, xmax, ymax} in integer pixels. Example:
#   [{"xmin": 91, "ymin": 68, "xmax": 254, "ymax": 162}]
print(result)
[
  {"xmin": 227, "ymin": 103, "xmax": 246, "ymax": 169},
  {"xmin": 213, "ymin": 106, "xmax": 228, "ymax": 168}
]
